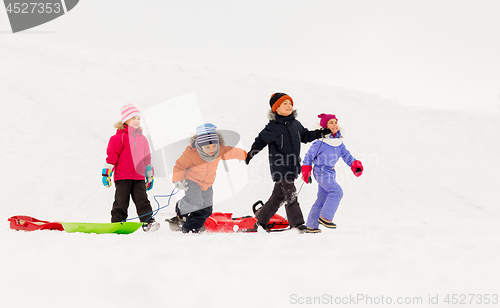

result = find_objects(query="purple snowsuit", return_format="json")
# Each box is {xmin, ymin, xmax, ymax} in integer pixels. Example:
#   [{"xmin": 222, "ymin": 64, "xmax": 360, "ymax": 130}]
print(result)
[{"xmin": 303, "ymin": 132, "xmax": 356, "ymax": 228}]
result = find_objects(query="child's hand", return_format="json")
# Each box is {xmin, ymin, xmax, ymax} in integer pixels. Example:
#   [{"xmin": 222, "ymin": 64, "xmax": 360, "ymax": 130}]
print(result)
[
  {"xmin": 316, "ymin": 128, "xmax": 331, "ymax": 138},
  {"xmin": 145, "ymin": 164, "xmax": 154, "ymax": 191},
  {"xmin": 102, "ymin": 163, "xmax": 114, "ymax": 187},
  {"xmin": 245, "ymin": 146, "xmax": 259, "ymax": 165},
  {"xmin": 146, "ymin": 177, "xmax": 154, "ymax": 191},
  {"xmin": 174, "ymin": 180, "xmax": 189, "ymax": 191},
  {"xmin": 301, "ymin": 165, "xmax": 313, "ymax": 184},
  {"xmin": 351, "ymin": 160, "xmax": 363, "ymax": 177}
]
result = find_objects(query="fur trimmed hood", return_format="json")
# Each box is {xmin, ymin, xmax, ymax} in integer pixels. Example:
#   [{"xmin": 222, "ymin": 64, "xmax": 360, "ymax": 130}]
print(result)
[
  {"xmin": 114, "ymin": 121, "xmax": 143, "ymax": 132},
  {"xmin": 267, "ymin": 109, "xmax": 298, "ymax": 121}
]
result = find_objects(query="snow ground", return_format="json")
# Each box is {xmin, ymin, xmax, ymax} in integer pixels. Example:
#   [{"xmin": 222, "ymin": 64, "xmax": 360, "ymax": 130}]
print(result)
[{"xmin": 1, "ymin": 36, "xmax": 499, "ymax": 308}]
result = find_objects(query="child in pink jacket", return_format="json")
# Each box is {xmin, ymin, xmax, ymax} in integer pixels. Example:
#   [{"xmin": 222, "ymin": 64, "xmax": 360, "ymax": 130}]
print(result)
[{"xmin": 102, "ymin": 104, "xmax": 159, "ymax": 232}]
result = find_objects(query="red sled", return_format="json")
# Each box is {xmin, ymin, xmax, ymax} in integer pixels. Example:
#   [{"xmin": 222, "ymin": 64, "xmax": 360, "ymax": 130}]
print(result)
[
  {"xmin": 8, "ymin": 215, "xmax": 64, "ymax": 232},
  {"xmin": 203, "ymin": 200, "xmax": 289, "ymax": 233},
  {"xmin": 204, "ymin": 212, "xmax": 289, "ymax": 233}
]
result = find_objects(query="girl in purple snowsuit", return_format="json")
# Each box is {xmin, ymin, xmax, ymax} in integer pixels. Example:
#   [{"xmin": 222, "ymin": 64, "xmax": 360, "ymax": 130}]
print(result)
[{"xmin": 301, "ymin": 113, "xmax": 364, "ymax": 231}]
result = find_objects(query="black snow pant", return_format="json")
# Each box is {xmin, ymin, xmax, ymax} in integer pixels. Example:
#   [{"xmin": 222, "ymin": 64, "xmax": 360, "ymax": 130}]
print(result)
[
  {"xmin": 111, "ymin": 180, "xmax": 154, "ymax": 223},
  {"xmin": 255, "ymin": 178, "xmax": 304, "ymax": 227},
  {"xmin": 176, "ymin": 180, "xmax": 214, "ymax": 233}
]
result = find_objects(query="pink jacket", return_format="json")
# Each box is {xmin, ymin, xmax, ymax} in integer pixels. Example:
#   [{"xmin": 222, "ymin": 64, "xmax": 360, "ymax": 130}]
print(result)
[{"xmin": 106, "ymin": 125, "xmax": 151, "ymax": 181}]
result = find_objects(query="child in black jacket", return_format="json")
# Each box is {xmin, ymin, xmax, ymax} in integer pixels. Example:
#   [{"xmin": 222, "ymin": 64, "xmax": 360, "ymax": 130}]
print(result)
[{"xmin": 245, "ymin": 93, "xmax": 331, "ymax": 233}]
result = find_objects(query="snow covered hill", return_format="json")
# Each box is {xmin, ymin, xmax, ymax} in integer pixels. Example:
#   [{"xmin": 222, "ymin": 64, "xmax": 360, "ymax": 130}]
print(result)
[{"xmin": 1, "ymin": 36, "xmax": 499, "ymax": 308}]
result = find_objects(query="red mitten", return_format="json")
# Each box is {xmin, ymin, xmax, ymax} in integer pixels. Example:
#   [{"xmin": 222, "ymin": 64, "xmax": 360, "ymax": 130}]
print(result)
[
  {"xmin": 351, "ymin": 160, "xmax": 363, "ymax": 177},
  {"xmin": 301, "ymin": 165, "xmax": 313, "ymax": 183}
]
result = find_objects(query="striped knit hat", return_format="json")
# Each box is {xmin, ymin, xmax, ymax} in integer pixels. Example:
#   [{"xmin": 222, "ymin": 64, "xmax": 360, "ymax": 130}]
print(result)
[
  {"xmin": 121, "ymin": 104, "xmax": 140, "ymax": 123},
  {"xmin": 196, "ymin": 123, "xmax": 219, "ymax": 147}
]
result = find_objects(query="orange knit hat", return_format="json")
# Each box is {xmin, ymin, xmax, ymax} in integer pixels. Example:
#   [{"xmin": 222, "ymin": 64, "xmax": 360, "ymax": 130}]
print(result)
[{"xmin": 270, "ymin": 93, "xmax": 294, "ymax": 113}]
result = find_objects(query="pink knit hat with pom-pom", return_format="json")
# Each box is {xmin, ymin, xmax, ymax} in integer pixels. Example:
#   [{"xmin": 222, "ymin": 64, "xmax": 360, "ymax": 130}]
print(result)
[{"xmin": 318, "ymin": 113, "xmax": 338, "ymax": 128}]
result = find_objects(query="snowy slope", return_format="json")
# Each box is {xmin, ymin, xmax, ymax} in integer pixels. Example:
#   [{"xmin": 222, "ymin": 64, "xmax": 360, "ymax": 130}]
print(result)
[{"xmin": 1, "ymin": 36, "xmax": 500, "ymax": 308}]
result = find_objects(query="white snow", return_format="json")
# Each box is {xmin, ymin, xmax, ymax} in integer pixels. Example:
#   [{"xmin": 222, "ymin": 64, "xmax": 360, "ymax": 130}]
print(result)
[{"xmin": 1, "ymin": 36, "xmax": 500, "ymax": 308}]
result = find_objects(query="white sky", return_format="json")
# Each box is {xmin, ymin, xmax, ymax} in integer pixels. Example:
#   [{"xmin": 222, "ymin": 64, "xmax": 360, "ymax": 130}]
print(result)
[{"xmin": 2, "ymin": 0, "xmax": 500, "ymax": 112}]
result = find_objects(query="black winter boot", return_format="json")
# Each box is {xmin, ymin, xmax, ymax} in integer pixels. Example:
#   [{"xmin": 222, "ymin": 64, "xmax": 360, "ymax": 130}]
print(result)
[{"xmin": 318, "ymin": 217, "xmax": 337, "ymax": 229}]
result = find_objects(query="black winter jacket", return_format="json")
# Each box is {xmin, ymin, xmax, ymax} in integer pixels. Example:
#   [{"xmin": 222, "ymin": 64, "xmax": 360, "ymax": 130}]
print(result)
[{"xmin": 249, "ymin": 110, "xmax": 320, "ymax": 181}]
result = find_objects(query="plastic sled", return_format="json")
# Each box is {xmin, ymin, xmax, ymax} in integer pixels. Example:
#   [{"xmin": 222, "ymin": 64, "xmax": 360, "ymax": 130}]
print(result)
[
  {"xmin": 61, "ymin": 222, "xmax": 143, "ymax": 234},
  {"xmin": 168, "ymin": 200, "xmax": 290, "ymax": 233},
  {"xmin": 204, "ymin": 212, "xmax": 289, "ymax": 233},
  {"xmin": 8, "ymin": 215, "xmax": 64, "ymax": 231}
]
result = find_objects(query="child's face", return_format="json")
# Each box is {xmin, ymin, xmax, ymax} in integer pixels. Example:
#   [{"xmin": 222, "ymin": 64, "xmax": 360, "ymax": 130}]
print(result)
[
  {"xmin": 275, "ymin": 100, "xmax": 293, "ymax": 117},
  {"xmin": 327, "ymin": 119, "xmax": 338, "ymax": 134},
  {"xmin": 201, "ymin": 143, "xmax": 218, "ymax": 156},
  {"xmin": 126, "ymin": 116, "xmax": 141, "ymax": 129}
]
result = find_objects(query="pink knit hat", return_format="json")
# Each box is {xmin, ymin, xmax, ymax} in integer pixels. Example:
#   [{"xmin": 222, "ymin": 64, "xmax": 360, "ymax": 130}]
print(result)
[
  {"xmin": 121, "ymin": 104, "xmax": 140, "ymax": 123},
  {"xmin": 318, "ymin": 113, "xmax": 338, "ymax": 128}
]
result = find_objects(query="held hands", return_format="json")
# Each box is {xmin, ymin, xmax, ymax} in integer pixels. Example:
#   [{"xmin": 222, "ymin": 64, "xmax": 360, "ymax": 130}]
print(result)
[
  {"xmin": 316, "ymin": 128, "xmax": 332, "ymax": 138},
  {"xmin": 244, "ymin": 154, "xmax": 253, "ymax": 165},
  {"xmin": 145, "ymin": 164, "xmax": 154, "ymax": 191},
  {"xmin": 102, "ymin": 163, "xmax": 114, "ymax": 187},
  {"xmin": 351, "ymin": 160, "xmax": 364, "ymax": 177},
  {"xmin": 174, "ymin": 180, "xmax": 189, "ymax": 191},
  {"xmin": 245, "ymin": 146, "xmax": 259, "ymax": 165},
  {"xmin": 301, "ymin": 165, "xmax": 313, "ymax": 184}
]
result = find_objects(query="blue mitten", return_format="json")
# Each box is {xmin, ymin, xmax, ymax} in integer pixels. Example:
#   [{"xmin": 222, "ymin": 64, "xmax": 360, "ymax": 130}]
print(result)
[
  {"xmin": 102, "ymin": 163, "xmax": 114, "ymax": 187},
  {"xmin": 145, "ymin": 164, "xmax": 154, "ymax": 191}
]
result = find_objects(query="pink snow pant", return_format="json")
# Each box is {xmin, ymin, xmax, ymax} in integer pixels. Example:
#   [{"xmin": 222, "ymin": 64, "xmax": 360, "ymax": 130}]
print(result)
[{"xmin": 306, "ymin": 166, "xmax": 344, "ymax": 229}]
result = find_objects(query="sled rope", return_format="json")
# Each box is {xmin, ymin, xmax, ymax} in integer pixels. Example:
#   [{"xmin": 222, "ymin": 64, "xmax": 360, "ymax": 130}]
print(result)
[
  {"xmin": 63, "ymin": 185, "xmax": 102, "ymax": 222},
  {"xmin": 297, "ymin": 136, "xmax": 325, "ymax": 195},
  {"xmin": 123, "ymin": 187, "xmax": 180, "ymax": 222},
  {"xmin": 279, "ymin": 136, "xmax": 326, "ymax": 221},
  {"xmin": 241, "ymin": 136, "xmax": 326, "ymax": 221},
  {"xmin": 239, "ymin": 137, "xmax": 326, "ymax": 220}
]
